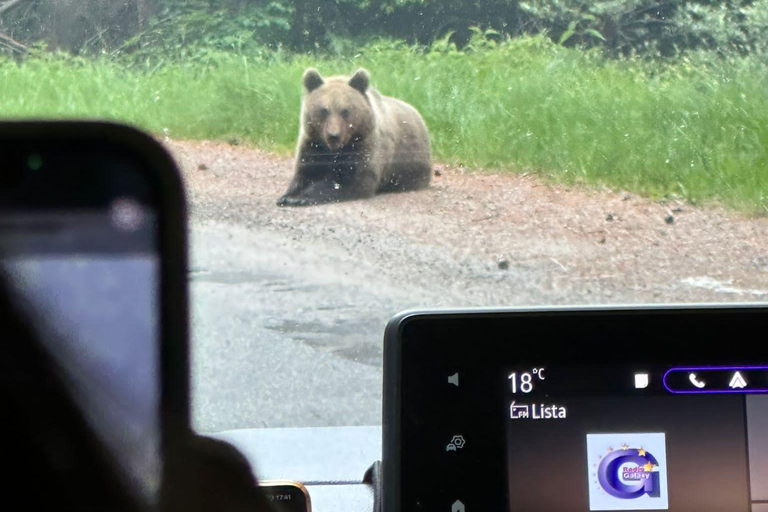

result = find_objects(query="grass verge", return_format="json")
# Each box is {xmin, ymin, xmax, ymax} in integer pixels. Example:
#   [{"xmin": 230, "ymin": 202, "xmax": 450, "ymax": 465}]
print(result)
[{"xmin": 2, "ymin": 37, "xmax": 766, "ymax": 213}]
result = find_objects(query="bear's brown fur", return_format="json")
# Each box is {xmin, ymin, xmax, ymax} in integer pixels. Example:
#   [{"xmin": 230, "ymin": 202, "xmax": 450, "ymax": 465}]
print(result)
[{"xmin": 277, "ymin": 68, "xmax": 431, "ymax": 206}]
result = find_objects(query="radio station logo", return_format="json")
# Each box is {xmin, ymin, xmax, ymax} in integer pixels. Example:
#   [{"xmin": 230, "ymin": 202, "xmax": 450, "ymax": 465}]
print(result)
[{"xmin": 586, "ymin": 433, "xmax": 669, "ymax": 511}]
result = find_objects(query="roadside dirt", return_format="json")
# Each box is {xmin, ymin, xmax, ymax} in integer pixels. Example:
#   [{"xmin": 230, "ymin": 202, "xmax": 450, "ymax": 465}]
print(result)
[{"xmin": 168, "ymin": 138, "xmax": 768, "ymax": 305}]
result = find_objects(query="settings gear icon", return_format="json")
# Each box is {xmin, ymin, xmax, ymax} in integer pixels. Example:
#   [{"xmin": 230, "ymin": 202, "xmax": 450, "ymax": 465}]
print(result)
[{"xmin": 445, "ymin": 435, "xmax": 466, "ymax": 452}]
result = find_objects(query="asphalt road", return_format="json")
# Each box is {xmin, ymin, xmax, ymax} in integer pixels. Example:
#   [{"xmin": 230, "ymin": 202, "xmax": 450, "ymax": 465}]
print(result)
[
  {"xmin": 189, "ymin": 217, "xmax": 539, "ymax": 432},
  {"xmin": 190, "ymin": 221, "xmax": 393, "ymax": 431}
]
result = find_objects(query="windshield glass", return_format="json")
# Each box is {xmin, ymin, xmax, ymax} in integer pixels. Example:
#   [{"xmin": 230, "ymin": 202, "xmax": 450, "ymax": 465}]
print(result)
[{"xmin": 2, "ymin": 0, "xmax": 767, "ymax": 431}]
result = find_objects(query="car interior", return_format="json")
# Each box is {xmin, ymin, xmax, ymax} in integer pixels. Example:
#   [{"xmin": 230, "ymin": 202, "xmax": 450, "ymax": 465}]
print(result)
[{"xmin": 0, "ymin": 2, "xmax": 767, "ymax": 512}]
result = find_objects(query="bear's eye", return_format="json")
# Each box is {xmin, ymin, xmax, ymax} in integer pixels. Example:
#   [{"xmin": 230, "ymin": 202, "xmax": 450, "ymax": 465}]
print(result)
[
  {"xmin": 340, "ymin": 108, "xmax": 350, "ymax": 119},
  {"xmin": 317, "ymin": 107, "xmax": 330, "ymax": 119}
]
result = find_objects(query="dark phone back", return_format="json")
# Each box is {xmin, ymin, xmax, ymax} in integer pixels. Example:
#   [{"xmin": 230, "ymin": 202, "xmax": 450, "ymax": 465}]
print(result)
[{"xmin": 0, "ymin": 121, "xmax": 190, "ymax": 500}]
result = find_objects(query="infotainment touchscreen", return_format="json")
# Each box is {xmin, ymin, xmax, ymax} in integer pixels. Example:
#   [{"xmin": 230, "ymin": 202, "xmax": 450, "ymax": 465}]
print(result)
[
  {"xmin": 383, "ymin": 307, "xmax": 768, "ymax": 512},
  {"xmin": 504, "ymin": 364, "xmax": 765, "ymax": 512}
]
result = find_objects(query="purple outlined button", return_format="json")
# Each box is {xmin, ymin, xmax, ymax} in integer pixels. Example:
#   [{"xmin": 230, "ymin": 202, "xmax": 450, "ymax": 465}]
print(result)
[{"xmin": 663, "ymin": 366, "xmax": 768, "ymax": 394}]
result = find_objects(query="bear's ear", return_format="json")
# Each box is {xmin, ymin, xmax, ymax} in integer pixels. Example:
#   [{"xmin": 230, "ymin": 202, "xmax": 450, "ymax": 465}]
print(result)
[
  {"xmin": 348, "ymin": 68, "xmax": 370, "ymax": 95},
  {"xmin": 303, "ymin": 68, "xmax": 324, "ymax": 92}
]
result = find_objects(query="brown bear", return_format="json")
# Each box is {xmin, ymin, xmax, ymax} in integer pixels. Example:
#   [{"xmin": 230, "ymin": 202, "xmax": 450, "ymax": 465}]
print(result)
[{"xmin": 277, "ymin": 68, "xmax": 431, "ymax": 207}]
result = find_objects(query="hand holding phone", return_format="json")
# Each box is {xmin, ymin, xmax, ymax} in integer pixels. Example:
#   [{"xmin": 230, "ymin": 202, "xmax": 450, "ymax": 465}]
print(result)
[{"xmin": 0, "ymin": 122, "xmax": 189, "ymax": 503}]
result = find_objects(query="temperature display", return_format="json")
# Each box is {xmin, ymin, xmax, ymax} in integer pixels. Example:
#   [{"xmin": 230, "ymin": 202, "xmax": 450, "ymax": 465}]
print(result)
[{"xmin": 509, "ymin": 368, "xmax": 546, "ymax": 394}]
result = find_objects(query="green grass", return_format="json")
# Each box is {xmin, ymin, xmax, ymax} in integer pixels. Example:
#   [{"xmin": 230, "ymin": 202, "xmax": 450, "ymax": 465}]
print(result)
[{"xmin": 2, "ymin": 37, "xmax": 767, "ymax": 213}]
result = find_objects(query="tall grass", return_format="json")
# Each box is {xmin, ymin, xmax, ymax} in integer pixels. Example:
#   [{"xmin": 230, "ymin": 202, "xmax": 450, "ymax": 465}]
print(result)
[
  {"xmin": 2, "ymin": 37, "xmax": 767, "ymax": 213},
  {"xmin": 0, "ymin": 52, "xmax": 308, "ymax": 151}
]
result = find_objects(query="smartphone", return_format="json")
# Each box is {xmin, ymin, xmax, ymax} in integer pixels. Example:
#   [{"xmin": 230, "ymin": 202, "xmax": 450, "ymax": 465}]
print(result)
[
  {"xmin": 260, "ymin": 481, "xmax": 312, "ymax": 512},
  {"xmin": 0, "ymin": 122, "xmax": 189, "ymax": 504}
]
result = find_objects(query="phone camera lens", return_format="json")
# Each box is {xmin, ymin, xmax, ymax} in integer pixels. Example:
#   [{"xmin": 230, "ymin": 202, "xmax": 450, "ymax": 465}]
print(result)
[
  {"xmin": 27, "ymin": 154, "xmax": 44, "ymax": 171},
  {"xmin": 110, "ymin": 198, "xmax": 146, "ymax": 232}
]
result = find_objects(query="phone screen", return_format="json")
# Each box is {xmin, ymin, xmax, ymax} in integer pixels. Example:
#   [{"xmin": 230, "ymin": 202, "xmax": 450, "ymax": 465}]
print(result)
[
  {"xmin": 260, "ymin": 481, "xmax": 312, "ymax": 512},
  {"xmin": 504, "ymin": 365, "xmax": 767, "ymax": 512},
  {"xmin": 0, "ymin": 156, "xmax": 162, "ymax": 502}
]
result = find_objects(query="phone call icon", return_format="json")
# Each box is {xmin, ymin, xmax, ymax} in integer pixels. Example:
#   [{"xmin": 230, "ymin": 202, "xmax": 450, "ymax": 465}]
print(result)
[{"xmin": 688, "ymin": 373, "xmax": 706, "ymax": 389}]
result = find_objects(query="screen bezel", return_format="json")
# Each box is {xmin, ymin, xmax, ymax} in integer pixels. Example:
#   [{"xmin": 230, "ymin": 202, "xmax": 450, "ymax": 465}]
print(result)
[
  {"xmin": 382, "ymin": 306, "xmax": 768, "ymax": 512},
  {"xmin": 0, "ymin": 121, "xmax": 190, "ymax": 490}
]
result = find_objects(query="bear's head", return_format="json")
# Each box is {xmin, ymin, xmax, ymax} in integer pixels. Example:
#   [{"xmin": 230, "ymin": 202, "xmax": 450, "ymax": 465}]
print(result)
[{"xmin": 301, "ymin": 68, "xmax": 375, "ymax": 152}]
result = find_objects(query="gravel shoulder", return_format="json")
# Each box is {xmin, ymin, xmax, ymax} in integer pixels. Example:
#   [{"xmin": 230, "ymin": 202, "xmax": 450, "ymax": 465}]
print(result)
[{"xmin": 171, "ymin": 138, "xmax": 768, "ymax": 306}]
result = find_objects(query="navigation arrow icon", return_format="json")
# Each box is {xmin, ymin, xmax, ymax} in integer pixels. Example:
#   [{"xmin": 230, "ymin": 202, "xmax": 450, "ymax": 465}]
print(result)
[
  {"xmin": 729, "ymin": 371, "xmax": 747, "ymax": 389},
  {"xmin": 452, "ymin": 500, "xmax": 465, "ymax": 512}
]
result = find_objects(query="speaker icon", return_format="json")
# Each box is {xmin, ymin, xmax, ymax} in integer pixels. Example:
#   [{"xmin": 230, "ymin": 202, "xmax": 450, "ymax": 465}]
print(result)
[{"xmin": 447, "ymin": 373, "xmax": 460, "ymax": 387}]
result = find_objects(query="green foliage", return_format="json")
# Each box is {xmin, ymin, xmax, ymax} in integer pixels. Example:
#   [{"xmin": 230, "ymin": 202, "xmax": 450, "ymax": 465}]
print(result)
[
  {"xmin": 2, "ymin": 1, "xmax": 767, "ymax": 60},
  {"xmin": 519, "ymin": 0, "xmax": 678, "ymax": 56},
  {"xmin": 519, "ymin": 0, "xmax": 768, "ymax": 58},
  {"xmin": 2, "ymin": 36, "xmax": 767, "ymax": 213},
  {"xmin": 117, "ymin": 1, "xmax": 293, "ymax": 65},
  {"xmin": 679, "ymin": 0, "xmax": 768, "ymax": 56},
  {"xmin": 0, "ymin": 0, "xmax": 152, "ymax": 54}
]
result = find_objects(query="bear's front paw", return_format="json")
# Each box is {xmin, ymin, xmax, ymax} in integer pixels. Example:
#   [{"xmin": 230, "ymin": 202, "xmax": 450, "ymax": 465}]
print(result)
[{"xmin": 277, "ymin": 195, "xmax": 315, "ymax": 207}]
